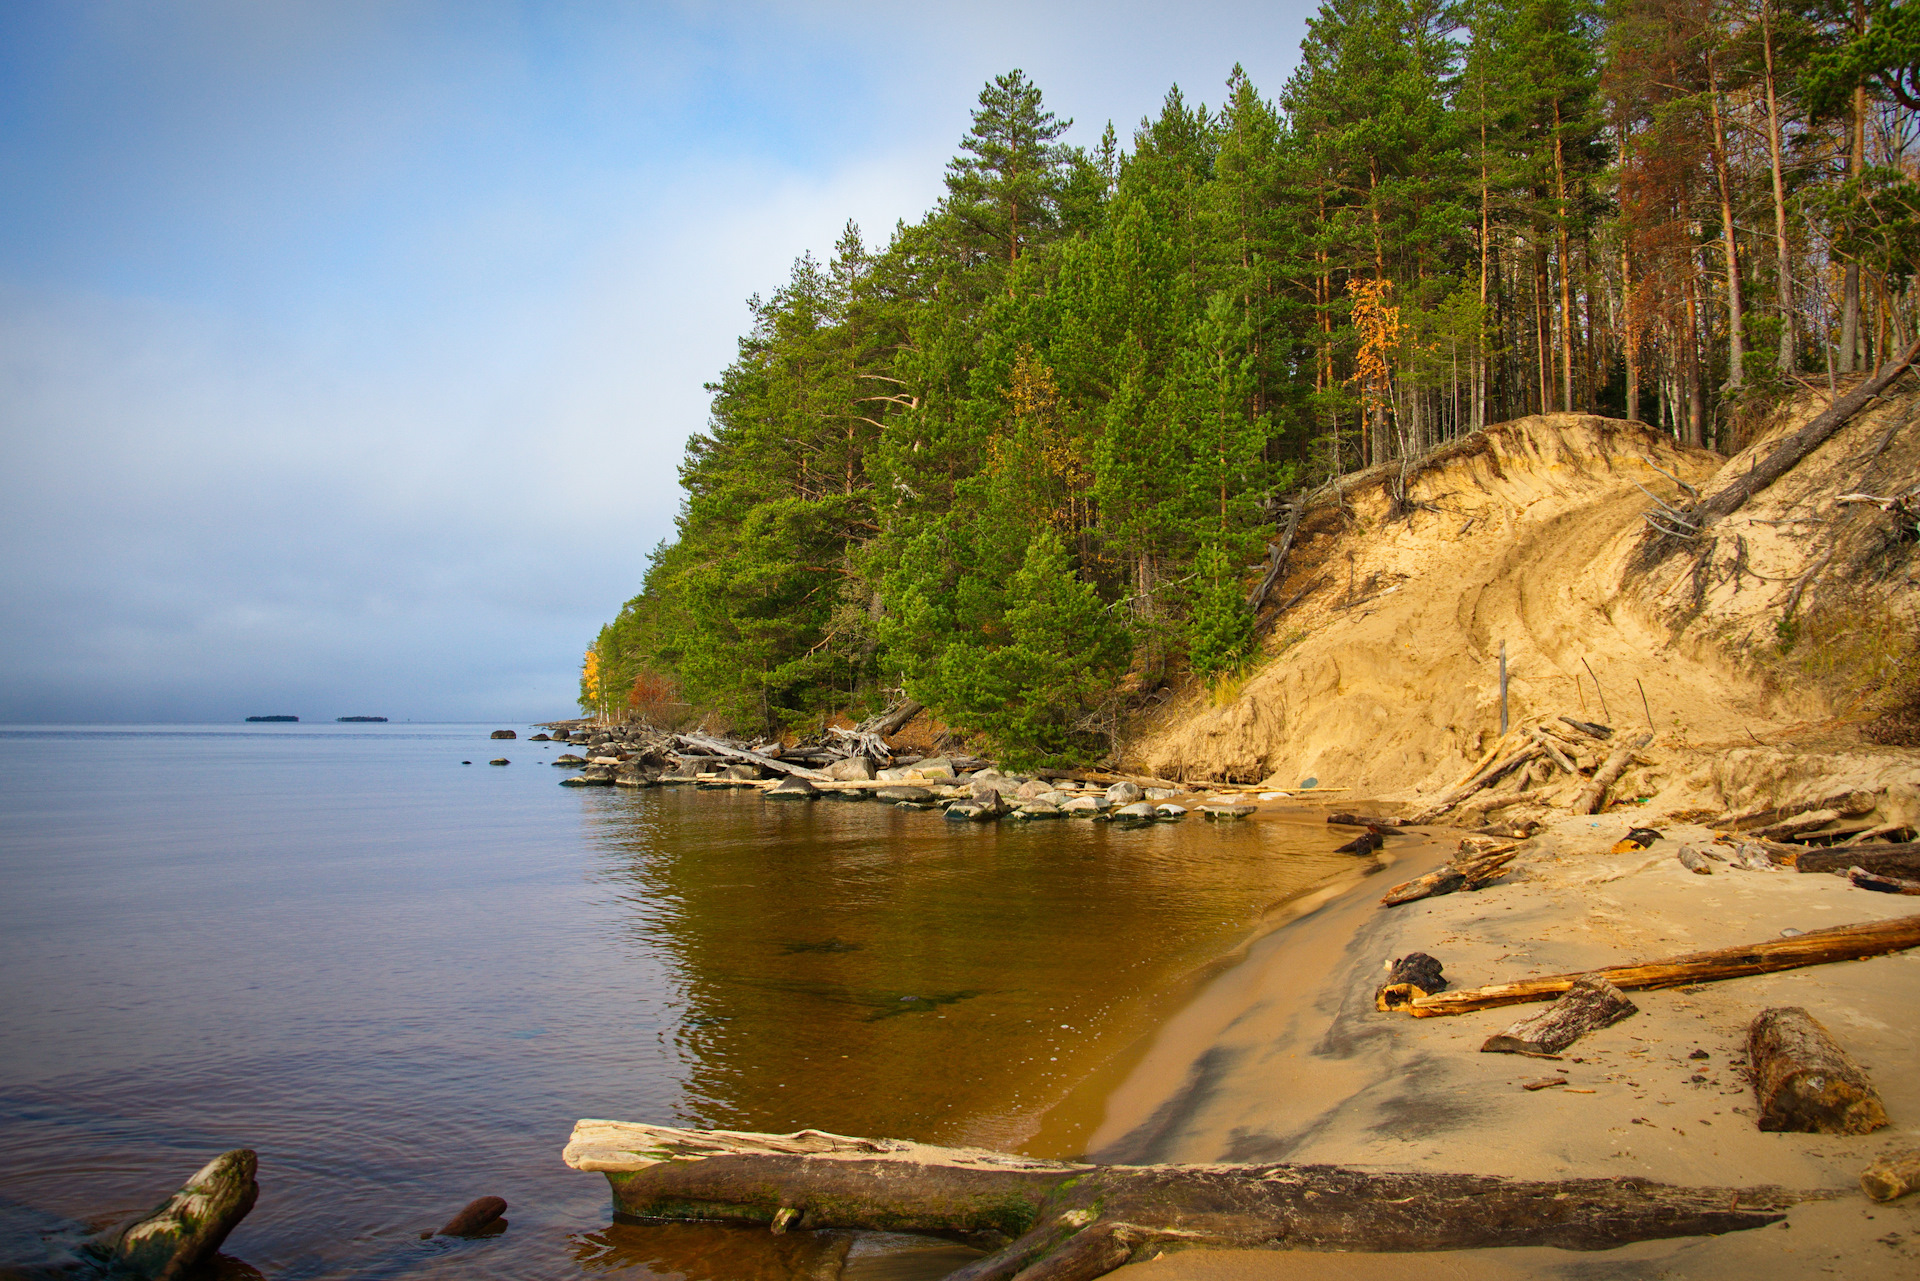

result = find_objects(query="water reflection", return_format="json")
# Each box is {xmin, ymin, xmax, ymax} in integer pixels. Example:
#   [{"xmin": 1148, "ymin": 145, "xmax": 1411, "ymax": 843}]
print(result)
[{"xmin": 580, "ymin": 787, "xmax": 1356, "ymax": 1156}]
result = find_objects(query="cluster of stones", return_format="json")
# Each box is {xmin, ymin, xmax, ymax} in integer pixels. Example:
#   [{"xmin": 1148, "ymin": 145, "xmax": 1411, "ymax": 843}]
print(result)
[{"xmin": 540, "ymin": 727, "xmax": 1260, "ymax": 821}]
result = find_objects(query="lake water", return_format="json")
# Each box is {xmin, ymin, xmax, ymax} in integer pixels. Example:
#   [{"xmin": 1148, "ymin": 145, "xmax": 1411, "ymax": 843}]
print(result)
[{"xmin": 0, "ymin": 724, "xmax": 1358, "ymax": 1279}]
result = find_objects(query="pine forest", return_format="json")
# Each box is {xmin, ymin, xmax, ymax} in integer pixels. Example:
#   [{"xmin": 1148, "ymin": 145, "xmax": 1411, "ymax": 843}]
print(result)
[{"xmin": 582, "ymin": 0, "xmax": 1919, "ymax": 767}]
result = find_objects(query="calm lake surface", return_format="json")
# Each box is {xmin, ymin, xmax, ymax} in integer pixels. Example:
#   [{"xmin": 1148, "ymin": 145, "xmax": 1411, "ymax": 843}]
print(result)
[{"xmin": 0, "ymin": 724, "xmax": 1357, "ymax": 1279}]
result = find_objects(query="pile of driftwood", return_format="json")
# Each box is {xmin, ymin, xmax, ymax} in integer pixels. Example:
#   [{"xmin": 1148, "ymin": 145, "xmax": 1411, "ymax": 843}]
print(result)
[
  {"xmin": 1410, "ymin": 715, "xmax": 1652, "ymax": 824},
  {"xmin": 540, "ymin": 700, "xmax": 975, "ymax": 784},
  {"xmin": 1378, "ymin": 836, "xmax": 1520, "ymax": 906}
]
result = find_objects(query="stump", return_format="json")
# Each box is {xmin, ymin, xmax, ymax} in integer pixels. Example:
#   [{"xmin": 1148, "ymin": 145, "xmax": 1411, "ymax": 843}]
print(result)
[
  {"xmin": 564, "ymin": 1120, "xmax": 1802, "ymax": 1281},
  {"xmin": 1861, "ymin": 1150, "xmax": 1920, "ymax": 1203},
  {"xmin": 1482, "ymin": 976, "xmax": 1638, "ymax": 1055},
  {"xmin": 1746, "ymin": 1007, "xmax": 1889, "ymax": 1135}
]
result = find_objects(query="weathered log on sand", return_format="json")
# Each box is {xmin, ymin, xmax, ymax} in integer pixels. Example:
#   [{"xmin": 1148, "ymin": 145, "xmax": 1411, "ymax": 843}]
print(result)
[
  {"xmin": 1747, "ymin": 1007, "xmax": 1889, "ymax": 1135},
  {"xmin": 1785, "ymin": 842, "xmax": 1920, "ymax": 877},
  {"xmin": 1849, "ymin": 866, "xmax": 1920, "ymax": 894},
  {"xmin": 1411, "ymin": 743, "xmax": 1543, "ymax": 822},
  {"xmin": 1379, "ymin": 848, "xmax": 1516, "ymax": 907},
  {"xmin": 91, "ymin": 1149, "xmax": 258, "ymax": 1281},
  {"xmin": 677, "ymin": 733, "xmax": 833, "ymax": 782},
  {"xmin": 564, "ymin": 1120, "xmax": 1799, "ymax": 1280},
  {"xmin": 1404, "ymin": 913, "xmax": 1920, "ymax": 1017},
  {"xmin": 1482, "ymin": 977, "xmax": 1638, "ymax": 1055},
  {"xmin": 1861, "ymin": 1150, "xmax": 1920, "ymax": 1202},
  {"xmin": 1328, "ymin": 812, "xmax": 1406, "ymax": 827},
  {"xmin": 1375, "ymin": 952, "xmax": 1447, "ymax": 1012},
  {"xmin": 1570, "ymin": 731, "xmax": 1654, "ymax": 815}
]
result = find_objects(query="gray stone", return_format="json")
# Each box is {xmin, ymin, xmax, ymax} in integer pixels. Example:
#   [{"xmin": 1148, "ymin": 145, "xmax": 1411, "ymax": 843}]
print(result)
[
  {"xmin": 825, "ymin": 756, "xmax": 876, "ymax": 781},
  {"xmin": 554, "ymin": 754, "xmax": 587, "ymax": 766},
  {"xmin": 1200, "ymin": 803, "xmax": 1257, "ymax": 820},
  {"xmin": 767, "ymin": 777, "xmax": 819, "ymax": 798},
  {"xmin": 876, "ymin": 786, "xmax": 934, "ymax": 802},
  {"xmin": 723, "ymin": 763, "xmax": 764, "ymax": 781},
  {"xmin": 1061, "ymin": 796, "xmax": 1107, "ymax": 815},
  {"xmin": 1013, "ymin": 802, "xmax": 1064, "ymax": 819},
  {"xmin": 489, "ymin": 758, "xmax": 510, "ymax": 766},
  {"xmin": 1155, "ymin": 803, "xmax": 1188, "ymax": 819},
  {"xmin": 1015, "ymin": 779, "xmax": 1052, "ymax": 801},
  {"xmin": 490, "ymin": 729, "xmax": 517, "ymax": 740},
  {"xmin": 1106, "ymin": 781, "xmax": 1143, "ymax": 805},
  {"xmin": 93, "ymin": 1149, "xmax": 258, "ymax": 1281},
  {"xmin": 1113, "ymin": 802, "xmax": 1157, "ymax": 822},
  {"xmin": 913, "ymin": 756, "xmax": 957, "ymax": 780},
  {"xmin": 1146, "ymin": 787, "xmax": 1181, "ymax": 801}
]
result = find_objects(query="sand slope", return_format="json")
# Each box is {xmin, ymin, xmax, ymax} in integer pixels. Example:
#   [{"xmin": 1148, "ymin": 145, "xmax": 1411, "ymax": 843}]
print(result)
[{"xmin": 1133, "ymin": 395, "xmax": 1920, "ymax": 821}]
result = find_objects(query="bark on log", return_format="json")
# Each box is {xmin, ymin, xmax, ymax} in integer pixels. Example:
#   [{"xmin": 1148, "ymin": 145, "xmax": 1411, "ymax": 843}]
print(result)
[
  {"xmin": 1328, "ymin": 813, "xmax": 1406, "ymax": 827},
  {"xmin": 1677, "ymin": 847, "xmax": 1715, "ymax": 875},
  {"xmin": 1558, "ymin": 716, "xmax": 1613, "ymax": 740},
  {"xmin": 563, "ymin": 1120, "xmax": 1799, "ymax": 1280},
  {"xmin": 1378, "ymin": 850, "xmax": 1515, "ymax": 907},
  {"xmin": 1747, "ymin": 1007, "xmax": 1889, "ymax": 1135},
  {"xmin": 1570, "ymin": 731, "xmax": 1655, "ymax": 815},
  {"xmin": 1849, "ymin": 866, "xmax": 1920, "ymax": 894},
  {"xmin": 1784, "ymin": 843, "xmax": 1920, "ymax": 877},
  {"xmin": 90, "ymin": 1150, "xmax": 258, "ymax": 1281},
  {"xmin": 1404, "ymin": 913, "xmax": 1920, "ymax": 1016},
  {"xmin": 1481, "ymin": 977, "xmax": 1638, "ymax": 1055},
  {"xmin": 859, "ymin": 699, "xmax": 926, "ymax": 739},
  {"xmin": 1412, "ymin": 743, "xmax": 1544, "ymax": 821},
  {"xmin": 1861, "ymin": 1150, "xmax": 1920, "ymax": 1203},
  {"xmin": 677, "ymin": 734, "xmax": 833, "ymax": 782}
]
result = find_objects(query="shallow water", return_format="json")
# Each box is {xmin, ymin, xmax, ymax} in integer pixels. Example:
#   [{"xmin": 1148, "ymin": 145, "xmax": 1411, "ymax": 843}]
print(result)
[{"xmin": 0, "ymin": 724, "xmax": 1356, "ymax": 1278}]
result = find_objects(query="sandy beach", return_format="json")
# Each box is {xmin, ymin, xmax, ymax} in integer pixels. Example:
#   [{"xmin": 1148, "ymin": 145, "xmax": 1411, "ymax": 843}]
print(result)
[{"xmin": 1085, "ymin": 807, "xmax": 1920, "ymax": 1279}]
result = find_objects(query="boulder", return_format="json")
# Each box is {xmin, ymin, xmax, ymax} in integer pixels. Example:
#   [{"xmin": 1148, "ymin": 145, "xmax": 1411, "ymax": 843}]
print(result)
[
  {"xmin": 1200, "ymin": 803, "xmax": 1257, "ymax": 820},
  {"xmin": 554, "ymin": 754, "xmax": 587, "ymax": 766},
  {"xmin": 723, "ymin": 763, "xmax": 764, "ymax": 781},
  {"xmin": 826, "ymin": 756, "xmax": 876, "ymax": 781},
  {"xmin": 1106, "ymin": 781, "xmax": 1143, "ymax": 805},
  {"xmin": 1061, "ymin": 796, "xmax": 1107, "ymax": 815},
  {"xmin": 945, "ymin": 798, "xmax": 1003, "ymax": 822},
  {"xmin": 1155, "ymin": 804, "xmax": 1188, "ymax": 819},
  {"xmin": 875, "ymin": 767, "xmax": 911, "ymax": 783},
  {"xmin": 438, "ymin": 1196, "xmax": 508, "ymax": 1238},
  {"xmin": 1013, "ymin": 802, "xmax": 1063, "ymax": 820},
  {"xmin": 614, "ymin": 769, "xmax": 654, "ymax": 787},
  {"xmin": 876, "ymin": 786, "xmax": 934, "ymax": 803},
  {"xmin": 767, "ymin": 777, "xmax": 819, "ymax": 799},
  {"xmin": 1112, "ymin": 802, "xmax": 1157, "ymax": 822},
  {"xmin": 529, "ymin": 733, "xmax": 551, "ymax": 742},
  {"xmin": 970, "ymin": 779, "xmax": 1015, "ymax": 803},
  {"xmin": 490, "ymin": 729, "xmax": 517, "ymax": 740},
  {"xmin": 913, "ymin": 757, "xmax": 957, "ymax": 780},
  {"xmin": 560, "ymin": 775, "xmax": 597, "ymax": 787},
  {"xmin": 1146, "ymin": 787, "xmax": 1180, "ymax": 801},
  {"xmin": 92, "ymin": 1149, "xmax": 258, "ymax": 1281},
  {"xmin": 489, "ymin": 758, "xmax": 510, "ymax": 766},
  {"xmin": 1015, "ymin": 779, "xmax": 1052, "ymax": 801}
]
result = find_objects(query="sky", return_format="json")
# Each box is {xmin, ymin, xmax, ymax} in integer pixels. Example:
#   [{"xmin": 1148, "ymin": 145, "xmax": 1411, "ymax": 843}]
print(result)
[{"xmin": 0, "ymin": 0, "xmax": 1319, "ymax": 723}]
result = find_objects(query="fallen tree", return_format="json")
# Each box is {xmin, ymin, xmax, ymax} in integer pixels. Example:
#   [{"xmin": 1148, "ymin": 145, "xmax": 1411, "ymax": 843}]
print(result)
[
  {"xmin": 1401, "ymin": 913, "xmax": 1920, "ymax": 1017},
  {"xmin": 564, "ymin": 1121, "xmax": 1800, "ymax": 1280}
]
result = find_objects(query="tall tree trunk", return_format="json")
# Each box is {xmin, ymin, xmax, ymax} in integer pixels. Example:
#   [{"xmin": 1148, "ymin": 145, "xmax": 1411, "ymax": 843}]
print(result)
[
  {"xmin": 1762, "ymin": 1, "xmax": 1796, "ymax": 375},
  {"xmin": 1477, "ymin": 88, "xmax": 1491, "ymax": 433},
  {"xmin": 1838, "ymin": 4, "xmax": 1866, "ymax": 373},
  {"xmin": 1684, "ymin": 265, "xmax": 1707, "ymax": 448},
  {"xmin": 1533, "ymin": 237, "xmax": 1552, "ymax": 414},
  {"xmin": 1553, "ymin": 102, "xmax": 1576, "ymax": 411},
  {"xmin": 1709, "ymin": 55, "xmax": 1746, "ymax": 391}
]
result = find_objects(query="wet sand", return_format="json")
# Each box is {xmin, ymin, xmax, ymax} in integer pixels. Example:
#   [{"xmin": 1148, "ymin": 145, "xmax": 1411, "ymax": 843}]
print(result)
[{"xmin": 1089, "ymin": 808, "xmax": 1920, "ymax": 1279}]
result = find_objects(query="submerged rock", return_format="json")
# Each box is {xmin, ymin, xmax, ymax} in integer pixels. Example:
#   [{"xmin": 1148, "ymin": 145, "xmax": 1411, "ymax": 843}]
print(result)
[
  {"xmin": 1013, "ymin": 802, "xmax": 1063, "ymax": 820},
  {"xmin": 529, "ymin": 733, "xmax": 551, "ymax": 742},
  {"xmin": 1200, "ymin": 803, "xmax": 1257, "ymax": 820},
  {"xmin": 489, "ymin": 758, "xmax": 510, "ymax": 766},
  {"xmin": 1155, "ymin": 803, "xmax": 1188, "ymax": 819},
  {"xmin": 438, "ymin": 1196, "xmax": 508, "ymax": 1238},
  {"xmin": 1112, "ymin": 801, "xmax": 1157, "ymax": 822},
  {"xmin": 767, "ymin": 776, "xmax": 819, "ymax": 799},
  {"xmin": 554, "ymin": 754, "xmax": 587, "ymax": 767},
  {"xmin": 91, "ymin": 1149, "xmax": 258, "ymax": 1281},
  {"xmin": 490, "ymin": 730, "xmax": 516, "ymax": 739},
  {"xmin": 875, "ymin": 786, "xmax": 934, "ymax": 803},
  {"xmin": 1061, "ymin": 796, "xmax": 1107, "ymax": 815}
]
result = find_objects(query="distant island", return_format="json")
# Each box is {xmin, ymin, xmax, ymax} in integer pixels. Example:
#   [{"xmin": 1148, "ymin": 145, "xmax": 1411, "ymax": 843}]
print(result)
[
  {"xmin": 336, "ymin": 716, "xmax": 389, "ymax": 722},
  {"xmin": 245, "ymin": 715, "xmax": 298, "ymax": 722}
]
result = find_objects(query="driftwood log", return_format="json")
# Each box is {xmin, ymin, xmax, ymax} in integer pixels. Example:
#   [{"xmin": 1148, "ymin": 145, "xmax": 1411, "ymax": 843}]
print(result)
[
  {"xmin": 1328, "ymin": 813, "xmax": 1406, "ymax": 827},
  {"xmin": 89, "ymin": 1150, "xmax": 258, "ymax": 1281},
  {"xmin": 1570, "ymin": 731, "xmax": 1655, "ymax": 815},
  {"xmin": 564, "ymin": 1121, "xmax": 1800, "ymax": 1279},
  {"xmin": 678, "ymin": 733, "xmax": 833, "ymax": 783},
  {"xmin": 1379, "ymin": 846, "xmax": 1517, "ymax": 907},
  {"xmin": 1861, "ymin": 1150, "xmax": 1920, "ymax": 1203},
  {"xmin": 858, "ymin": 698, "xmax": 926, "ymax": 739},
  {"xmin": 1400, "ymin": 913, "xmax": 1920, "ymax": 1017},
  {"xmin": 1850, "ymin": 866, "xmax": 1920, "ymax": 894},
  {"xmin": 1246, "ymin": 494, "xmax": 1307, "ymax": 613},
  {"xmin": 1785, "ymin": 842, "xmax": 1920, "ymax": 877},
  {"xmin": 1374, "ymin": 952, "xmax": 1448, "ymax": 1012},
  {"xmin": 1747, "ymin": 1007, "xmax": 1889, "ymax": 1135},
  {"xmin": 1481, "ymin": 977, "xmax": 1638, "ymax": 1055}
]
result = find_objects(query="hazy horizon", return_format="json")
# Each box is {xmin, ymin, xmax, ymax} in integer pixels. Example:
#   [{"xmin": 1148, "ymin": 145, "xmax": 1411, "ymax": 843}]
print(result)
[{"xmin": 1, "ymin": 1, "xmax": 1316, "ymax": 723}]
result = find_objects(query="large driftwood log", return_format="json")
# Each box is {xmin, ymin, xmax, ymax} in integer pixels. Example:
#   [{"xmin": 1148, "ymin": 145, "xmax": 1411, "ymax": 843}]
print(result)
[
  {"xmin": 1246, "ymin": 494, "xmax": 1307, "ymax": 613},
  {"xmin": 1849, "ymin": 866, "xmax": 1920, "ymax": 894},
  {"xmin": 1747, "ymin": 1007, "xmax": 1889, "ymax": 1135},
  {"xmin": 1784, "ymin": 842, "xmax": 1920, "ymax": 877},
  {"xmin": 1481, "ymin": 977, "xmax": 1638, "ymax": 1055},
  {"xmin": 1402, "ymin": 913, "xmax": 1920, "ymax": 1017},
  {"xmin": 677, "ymin": 734, "xmax": 833, "ymax": 782},
  {"xmin": 1379, "ymin": 846, "xmax": 1517, "ymax": 907},
  {"xmin": 564, "ymin": 1121, "xmax": 1799, "ymax": 1280},
  {"xmin": 1570, "ymin": 731, "xmax": 1655, "ymax": 815},
  {"xmin": 89, "ymin": 1150, "xmax": 258, "ymax": 1281},
  {"xmin": 1410, "ymin": 743, "xmax": 1544, "ymax": 822},
  {"xmin": 858, "ymin": 698, "xmax": 926, "ymax": 739}
]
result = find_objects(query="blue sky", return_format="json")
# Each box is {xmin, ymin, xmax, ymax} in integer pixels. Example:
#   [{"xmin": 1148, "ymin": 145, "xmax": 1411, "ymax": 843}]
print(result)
[{"xmin": 0, "ymin": 0, "xmax": 1316, "ymax": 722}]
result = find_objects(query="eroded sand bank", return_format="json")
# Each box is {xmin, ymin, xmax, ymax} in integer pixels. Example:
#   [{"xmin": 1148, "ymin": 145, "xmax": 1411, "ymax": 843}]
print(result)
[{"xmin": 1091, "ymin": 807, "xmax": 1920, "ymax": 1278}]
